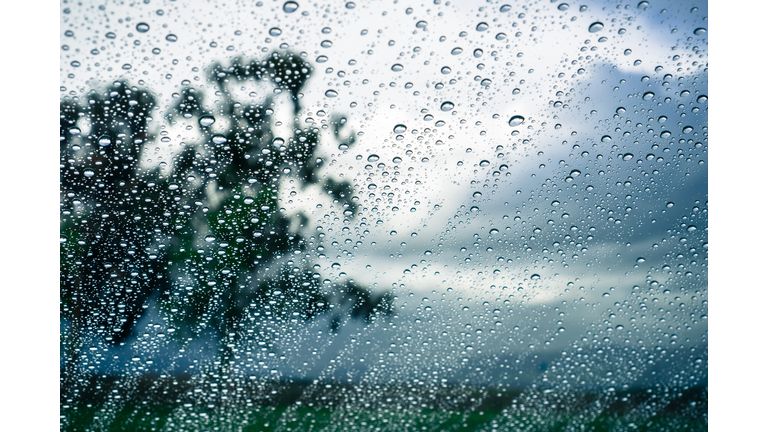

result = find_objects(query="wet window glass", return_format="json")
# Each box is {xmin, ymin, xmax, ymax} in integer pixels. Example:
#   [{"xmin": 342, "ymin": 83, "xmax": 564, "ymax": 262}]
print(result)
[{"xmin": 60, "ymin": 0, "xmax": 707, "ymax": 430}]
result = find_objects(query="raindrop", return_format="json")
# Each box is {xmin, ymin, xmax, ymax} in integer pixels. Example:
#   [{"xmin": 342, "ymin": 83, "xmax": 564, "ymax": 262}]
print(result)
[
  {"xmin": 682, "ymin": 126, "xmax": 693, "ymax": 133},
  {"xmin": 199, "ymin": 115, "xmax": 215, "ymax": 127},
  {"xmin": 83, "ymin": 168, "xmax": 95, "ymax": 177},
  {"xmin": 601, "ymin": 135, "xmax": 612, "ymax": 142},
  {"xmin": 588, "ymin": 22, "xmax": 604, "ymax": 33},
  {"xmin": 391, "ymin": 63, "xmax": 404, "ymax": 72},
  {"xmin": 345, "ymin": 1, "xmax": 356, "ymax": 9},
  {"xmin": 269, "ymin": 27, "xmax": 282, "ymax": 36},
  {"xmin": 136, "ymin": 22, "xmax": 150, "ymax": 33},
  {"xmin": 500, "ymin": 4, "xmax": 512, "ymax": 12},
  {"xmin": 570, "ymin": 169, "xmax": 581, "ymax": 176},
  {"xmin": 624, "ymin": 49, "xmax": 632, "ymax": 55},
  {"xmin": 687, "ymin": 225, "xmax": 697, "ymax": 231},
  {"xmin": 622, "ymin": 153, "xmax": 634, "ymax": 161},
  {"xmin": 694, "ymin": 28, "xmax": 706, "ymax": 35},
  {"xmin": 70, "ymin": 61, "xmax": 81, "ymax": 68},
  {"xmin": 165, "ymin": 34, "xmax": 178, "ymax": 42},
  {"xmin": 474, "ymin": 49, "xmax": 483, "ymax": 58},
  {"xmin": 666, "ymin": 202, "xmax": 674, "ymax": 208},
  {"xmin": 451, "ymin": 47, "xmax": 463, "ymax": 55},
  {"xmin": 558, "ymin": 3, "xmax": 569, "ymax": 11},
  {"xmin": 393, "ymin": 157, "xmax": 402, "ymax": 163},
  {"xmin": 205, "ymin": 235, "xmax": 216, "ymax": 242},
  {"xmin": 69, "ymin": 127, "xmax": 80, "ymax": 135},
  {"xmin": 479, "ymin": 160, "xmax": 490, "ymax": 167},
  {"xmin": 476, "ymin": 22, "xmax": 489, "ymax": 31},
  {"xmin": 244, "ymin": 197, "xmax": 254, "ymax": 204},
  {"xmin": 105, "ymin": 32, "xmax": 116, "ymax": 39},
  {"xmin": 60, "ymin": 235, "xmax": 68, "ymax": 244},
  {"xmin": 642, "ymin": 91, "xmax": 655, "ymax": 100},
  {"xmin": 283, "ymin": 1, "xmax": 299, "ymax": 13},
  {"xmin": 481, "ymin": 79, "xmax": 492, "ymax": 86},
  {"xmin": 325, "ymin": 89, "xmax": 338, "ymax": 98},
  {"xmin": 212, "ymin": 135, "xmax": 227, "ymax": 144},
  {"xmin": 508, "ymin": 115, "xmax": 525, "ymax": 127},
  {"xmin": 393, "ymin": 124, "xmax": 407, "ymax": 133},
  {"xmin": 551, "ymin": 200, "xmax": 560, "ymax": 206},
  {"xmin": 637, "ymin": 257, "xmax": 646, "ymax": 263},
  {"xmin": 416, "ymin": 20, "xmax": 428, "ymax": 29},
  {"xmin": 441, "ymin": 66, "xmax": 452, "ymax": 74},
  {"xmin": 390, "ymin": 230, "xmax": 397, "ymax": 236},
  {"xmin": 321, "ymin": 40, "xmax": 333, "ymax": 48},
  {"xmin": 440, "ymin": 101, "xmax": 454, "ymax": 111},
  {"xmin": 168, "ymin": 183, "xmax": 179, "ymax": 191},
  {"xmin": 273, "ymin": 137, "xmax": 285, "ymax": 147},
  {"xmin": 697, "ymin": 95, "xmax": 708, "ymax": 103},
  {"xmin": 98, "ymin": 135, "xmax": 112, "ymax": 146},
  {"xmin": 495, "ymin": 33, "xmax": 507, "ymax": 40},
  {"xmin": 637, "ymin": 1, "xmax": 650, "ymax": 10},
  {"xmin": 531, "ymin": 274, "xmax": 541, "ymax": 280},
  {"xmin": 367, "ymin": 155, "xmax": 379, "ymax": 162}
]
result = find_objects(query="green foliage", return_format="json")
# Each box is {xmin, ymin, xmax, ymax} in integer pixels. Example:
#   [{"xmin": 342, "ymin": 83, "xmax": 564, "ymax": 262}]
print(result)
[{"xmin": 60, "ymin": 52, "xmax": 392, "ymax": 356}]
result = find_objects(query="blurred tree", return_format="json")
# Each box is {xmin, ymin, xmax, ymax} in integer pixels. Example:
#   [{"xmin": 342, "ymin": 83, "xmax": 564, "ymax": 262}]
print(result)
[{"xmin": 60, "ymin": 51, "xmax": 393, "ymax": 382}]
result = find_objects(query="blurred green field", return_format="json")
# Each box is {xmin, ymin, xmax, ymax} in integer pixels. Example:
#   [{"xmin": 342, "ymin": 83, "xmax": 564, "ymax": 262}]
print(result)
[{"xmin": 61, "ymin": 377, "xmax": 706, "ymax": 431}]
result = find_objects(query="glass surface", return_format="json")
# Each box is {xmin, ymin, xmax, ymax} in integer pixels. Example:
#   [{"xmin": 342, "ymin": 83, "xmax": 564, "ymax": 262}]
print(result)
[{"xmin": 60, "ymin": 0, "xmax": 707, "ymax": 430}]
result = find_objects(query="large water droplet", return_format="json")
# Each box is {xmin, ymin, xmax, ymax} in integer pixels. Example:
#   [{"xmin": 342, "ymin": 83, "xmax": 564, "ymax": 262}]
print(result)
[
  {"xmin": 642, "ymin": 91, "xmax": 655, "ymax": 100},
  {"xmin": 165, "ymin": 34, "xmax": 178, "ymax": 42},
  {"xmin": 199, "ymin": 115, "xmax": 215, "ymax": 127},
  {"xmin": 83, "ymin": 168, "xmax": 95, "ymax": 177},
  {"xmin": 697, "ymin": 95, "xmax": 708, "ymax": 103},
  {"xmin": 391, "ymin": 63, "xmax": 404, "ymax": 72},
  {"xmin": 325, "ymin": 89, "xmax": 338, "ymax": 98},
  {"xmin": 269, "ymin": 27, "xmax": 282, "ymax": 36},
  {"xmin": 588, "ymin": 22, "xmax": 604, "ymax": 33},
  {"xmin": 508, "ymin": 115, "xmax": 525, "ymax": 127},
  {"xmin": 205, "ymin": 235, "xmax": 216, "ymax": 242},
  {"xmin": 136, "ymin": 22, "xmax": 150, "ymax": 33},
  {"xmin": 283, "ymin": 1, "xmax": 299, "ymax": 13},
  {"xmin": 558, "ymin": 3, "xmax": 570, "ymax": 11},
  {"xmin": 476, "ymin": 22, "xmax": 489, "ymax": 31},
  {"xmin": 694, "ymin": 27, "xmax": 706, "ymax": 35},
  {"xmin": 474, "ymin": 48, "xmax": 483, "ymax": 58},
  {"xmin": 98, "ymin": 135, "xmax": 112, "ymax": 146},
  {"xmin": 393, "ymin": 124, "xmax": 407, "ymax": 133},
  {"xmin": 345, "ymin": 1, "xmax": 356, "ymax": 9},
  {"xmin": 637, "ymin": 1, "xmax": 650, "ymax": 10},
  {"xmin": 212, "ymin": 134, "xmax": 227, "ymax": 144},
  {"xmin": 495, "ymin": 33, "xmax": 507, "ymax": 40},
  {"xmin": 451, "ymin": 47, "xmax": 463, "ymax": 55},
  {"xmin": 367, "ymin": 154, "xmax": 379, "ymax": 162},
  {"xmin": 416, "ymin": 20, "xmax": 428, "ymax": 29},
  {"xmin": 440, "ymin": 101, "xmax": 454, "ymax": 111},
  {"xmin": 441, "ymin": 66, "xmax": 452, "ymax": 74}
]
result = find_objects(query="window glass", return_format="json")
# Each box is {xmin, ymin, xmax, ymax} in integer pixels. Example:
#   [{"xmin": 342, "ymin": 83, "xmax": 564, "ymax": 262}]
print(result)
[{"xmin": 60, "ymin": 0, "xmax": 707, "ymax": 430}]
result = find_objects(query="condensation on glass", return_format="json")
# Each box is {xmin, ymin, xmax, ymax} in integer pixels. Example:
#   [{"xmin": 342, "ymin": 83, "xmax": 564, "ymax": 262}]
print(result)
[{"xmin": 60, "ymin": 0, "xmax": 707, "ymax": 430}]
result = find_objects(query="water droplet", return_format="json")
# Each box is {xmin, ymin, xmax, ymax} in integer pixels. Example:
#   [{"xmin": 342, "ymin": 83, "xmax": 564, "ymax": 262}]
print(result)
[
  {"xmin": 570, "ymin": 169, "xmax": 581, "ymax": 176},
  {"xmin": 693, "ymin": 27, "xmax": 706, "ymax": 35},
  {"xmin": 622, "ymin": 153, "xmax": 634, "ymax": 161},
  {"xmin": 495, "ymin": 33, "xmax": 507, "ymax": 40},
  {"xmin": 500, "ymin": 4, "xmax": 512, "ymax": 12},
  {"xmin": 205, "ymin": 235, "xmax": 216, "ymax": 242},
  {"xmin": 660, "ymin": 131, "xmax": 671, "ymax": 138},
  {"xmin": 616, "ymin": 106, "xmax": 626, "ymax": 114},
  {"xmin": 70, "ymin": 60, "xmax": 81, "ymax": 68},
  {"xmin": 131, "ymin": 356, "xmax": 141, "ymax": 362},
  {"xmin": 682, "ymin": 126, "xmax": 693, "ymax": 133},
  {"xmin": 165, "ymin": 34, "xmax": 178, "ymax": 42},
  {"xmin": 212, "ymin": 134, "xmax": 227, "ymax": 144},
  {"xmin": 122, "ymin": 63, "xmax": 132, "ymax": 70},
  {"xmin": 69, "ymin": 127, "xmax": 80, "ymax": 135},
  {"xmin": 98, "ymin": 135, "xmax": 112, "ymax": 146},
  {"xmin": 60, "ymin": 235, "xmax": 68, "ymax": 244},
  {"xmin": 481, "ymin": 78, "xmax": 492, "ymax": 86},
  {"xmin": 558, "ymin": 3, "xmax": 569, "ymax": 11},
  {"xmin": 508, "ymin": 115, "xmax": 525, "ymax": 127},
  {"xmin": 393, "ymin": 124, "xmax": 407, "ymax": 133},
  {"xmin": 476, "ymin": 22, "xmax": 489, "ymax": 31},
  {"xmin": 325, "ymin": 89, "xmax": 338, "ymax": 98},
  {"xmin": 441, "ymin": 66, "xmax": 452, "ymax": 74},
  {"xmin": 168, "ymin": 183, "xmax": 179, "ymax": 191},
  {"xmin": 470, "ymin": 206, "xmax": 480, "ymax": 212},
  {"xmin": 473, "ymin": 49, "xmax": 483, "ymax": 58},
  {"xmin": 283, "ymin": 1, "xmax": 299, "ymax": 13},
  {"xmin": 393, "ymin": 157, "xmax": 402, "ymax": 163},
  {"xmin": 199, "ymin": 115, "xmax": 215, "ymax": 127},
  {"xmin": 531, "ymin": 274, "xmax": 541, "ymax": 280},
  {"xmin": 269, "ymin": 27, "xmax": 282, "ymax": 36},
  {"xmin": 624, "ymin": 49, "xmax": 632, "ymax": 55},
  {"xmin": 244, "ymin": 197, "xmax": 254, "ymax": 204},
  {"xmin": 105, "ymin": 32, "xmax": 116, "ymax": 39},
  {"xmin": 389, "ymin": 230, "xmax": 397, "ymax": 236},
  {"xmin": 83, "ymin": 168, "xmax": 95, "ymax": 177},
  {"xmin": 637, "ymin": 1, "xmax": 650, "ymax": 10},
  {"xmin": 666, "ymin": 202, "xmax": 674, "ymax": 208},
  {"xmin": 551, "ymin": 200, "xmax": 560, "ymax": 206},
  {"xmin": 416, "ymin": 20, "xmax": 428, "ymax": 29},
  {"xmin": 636, "ymin": 257, "xmax": 646, "ymax": 263},
  {"xmin": 136, "ymin": 22, "xmax": 150, "ymax": 33},
  {"xmin": 440, "ymin": 101, "xmax": 454, "ymax": 111},
  {"xmin": 316, "ymin": 55, "xmax": 328, "ymax": 63},
  {"xmin": 391, "ymin": 63, "xmax": 404, "ymax": 72},
  {"xmin": 588, "ymin": 22, "xmax": 604, "ymax": 33},
  {"xmin": 479, "ymin": 160, "xmax": 490, "ymax": 167},
  {"xmin": 451, "ymin": 47, "xmax": 463, "ymax": 55},
  {"xmin": 321, "ymin": 40, "xmax": 333, "ymax": 48},
  {"xmin": 642, "ymin": 91, "xmax": 655, "ymax": 100},
  {"xmin": 601, "ymin": 135, "xmax": 612, "ymax": 142},
  {"xmin": 687, "ymin": 225, "xmax": 697, "ymax": 231},
  {"xmin": 697, "ymin": 95, "xmax": 707, "ymax": 103},
  {"xmin": 367, "ymin": 154, "xmax": 380, "ymax": 162},
  {"xmin": 345, "ymin": 1, "xmax": 356, "ymax": 9}
]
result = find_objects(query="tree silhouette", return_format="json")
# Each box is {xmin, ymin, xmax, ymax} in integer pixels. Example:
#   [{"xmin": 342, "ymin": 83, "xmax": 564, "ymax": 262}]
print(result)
[{"xmin": 60, "ymin": 51, "xmax": 392, "ymax": 383}]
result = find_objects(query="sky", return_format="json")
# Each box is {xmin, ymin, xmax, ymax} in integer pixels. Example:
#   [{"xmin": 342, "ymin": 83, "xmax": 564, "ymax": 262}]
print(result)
[{"xmin": 6, "ymin": 0, "xmax": 765, "ymax": 429}]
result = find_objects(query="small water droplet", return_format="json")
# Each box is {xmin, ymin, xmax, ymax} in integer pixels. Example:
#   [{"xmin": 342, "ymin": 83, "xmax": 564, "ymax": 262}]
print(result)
[
  {"xmin": 476, "ymin": 22, "xmax": 489, "ymax": 31},
  {"xmin": 570, "ymin": 169, "xmax": 581, "ymax": 176},
  {"xmin": 168, "ymin": 183, "xmax": 179, "ymax": 191},
  {"xmin": 321, "ymin": 40, "xmax": 333, "ymax": 48},
  {"xmin": 551, "ymin": 200, "xmax": 560, "ymax": 206},
  {"xmin": 440, "ymin": 101, "xmax": 454, "ymax": 111},
  {"xmin": 199, "ymin": 115, "xmax": 215, "ymax": 127},
  {"xmin": 393, "ymin": 124, "xmax": 407, "ymax": 133},
  {"xmin": 508, "ymin": 115, "xmax": 525, "ymax": 127},
  {"xmin": 283, "ymin": 1, "xmax": 299, "ymax": 13},
  {"xmin": 616, "ymin": 106, "xmax": 626, "ymax": 114},
  {"xmin": 588, "ymin": 22, "xmax": 604, "ymax": 33},
  {"xmin": 624, "ymin": 49, "xmax": 632, "ymax": 56},
  {"xmin": 636, "ymin": 257, "xmax": 646, "ymax": 263},
  {"xmin": 393, "ymin": 157, "xmax": 402, "ymax": 163},
  {"xmin": 666, "ymin": 202, "xmax": 674, "ymax": 208},
  {"xmin": 136, "ymin": 23, "xmax": 150, "ymax": 33},
  {"xmin": 367, "ymin": 154, "xmax": 379, "ymax": 162},
  {"xmin": 325, "ymin": 89, "xmax": 338, "ymax": 98}
]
